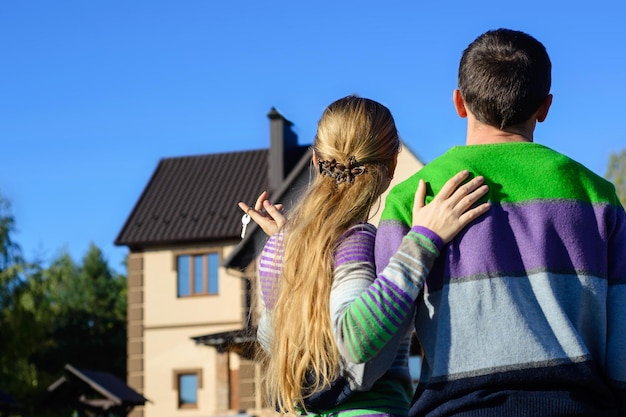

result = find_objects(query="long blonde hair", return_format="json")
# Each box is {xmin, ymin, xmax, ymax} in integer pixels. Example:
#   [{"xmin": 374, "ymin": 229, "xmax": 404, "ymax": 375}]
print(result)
[{"xmin": 262, "ymin": 96, "xmax": 400, "ymax": 414}]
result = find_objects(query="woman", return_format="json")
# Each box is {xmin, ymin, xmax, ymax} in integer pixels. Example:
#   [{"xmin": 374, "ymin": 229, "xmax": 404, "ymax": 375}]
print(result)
[{"xmin": 240, "ymin": 95, "xmax": 489, "ymax": 416}]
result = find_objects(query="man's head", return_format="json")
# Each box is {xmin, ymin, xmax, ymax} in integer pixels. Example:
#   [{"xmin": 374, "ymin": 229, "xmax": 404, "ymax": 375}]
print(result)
[{"xmin": 458, "ymin": 28, "xmax": 551, "ymax": 130}]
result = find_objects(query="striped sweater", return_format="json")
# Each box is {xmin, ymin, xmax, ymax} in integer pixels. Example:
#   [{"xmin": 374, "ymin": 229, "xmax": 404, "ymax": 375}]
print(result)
[
  {"xmin": 375, "ymin": 142, "xmax": 626, "ymax": 417},
  {"xmin": 257, "ymin": 223, "xmax": 445, "ymax": 416}
]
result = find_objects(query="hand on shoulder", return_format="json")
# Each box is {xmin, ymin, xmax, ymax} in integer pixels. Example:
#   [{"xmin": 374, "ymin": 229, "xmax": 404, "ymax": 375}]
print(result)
[{"xmin": 412, "ymin": 170, "xmax": 490, "ymax": 243}]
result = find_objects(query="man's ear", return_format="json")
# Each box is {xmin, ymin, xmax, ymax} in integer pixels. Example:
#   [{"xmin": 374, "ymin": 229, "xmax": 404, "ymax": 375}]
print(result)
[
  {"xmin": 453, "ymin": 89, "xmax": 468, "ymax": 118},
  {"xmin": 536, "ymin": 94, "xmax": 553, "ymax": 123}
]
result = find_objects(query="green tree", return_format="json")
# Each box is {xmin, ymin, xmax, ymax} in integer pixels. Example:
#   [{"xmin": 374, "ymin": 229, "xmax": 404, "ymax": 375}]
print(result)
[
  {"xmin": 0, "ymin": 195, "xmax": 20, "ymax": 272},
  {"xmin": 0, "ymin": 190, "xmax": 127, "ymax": 416},
  {"xmin": 33, "ymin": 244, "xmax": 127, "ymax": 381},
  {"xmin": 0, "ymin": 193, "xmax": 48, "ymax": 409},
  {"xmin": 605, "ymin": 149, "xmax": 626, "ymax": 206},
  {"xmin": 73, "ymin": 243, "xmax": 127, "ymax": 377}
]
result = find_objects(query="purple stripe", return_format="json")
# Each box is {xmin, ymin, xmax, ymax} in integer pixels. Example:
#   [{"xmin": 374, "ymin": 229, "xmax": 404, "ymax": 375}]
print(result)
[
  {"xmin": 259, "ymin": 234, "xmax": 282, "ymax": 309},
  {"xmin": 335, "ymin": 246, "xmax": 373, "ymax": 265},
  {"xmin": 259, "ymin": 256, "xmax": 281, "ymax": 266},
  {"xmin": 336, "ymin": 241, "xmax": 372, "ymax": 257},
  {"xmin": 426, "ymin": 201, "xmax": 624, "ymax": 290},
  {"xmin": 375, "ymin": 221, "xmax": 410, "ymax": 274},
  {"xmin": 335, "ymin": 229, "xmax": 375, "ymax": 266}
]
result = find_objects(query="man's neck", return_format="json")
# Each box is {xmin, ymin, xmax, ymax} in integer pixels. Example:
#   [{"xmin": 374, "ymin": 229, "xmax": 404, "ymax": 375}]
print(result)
[{"xmin": 465, "ymin": 115, "xmax": 535, "ymax": 145}]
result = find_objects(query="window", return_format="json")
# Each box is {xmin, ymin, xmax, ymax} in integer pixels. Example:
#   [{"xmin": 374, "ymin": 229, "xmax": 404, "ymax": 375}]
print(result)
[
  {"xmin": 174, "ymin": 369, "xmax": 202, "ymax": 409},
  {"xmin": 177, "ymin": 252, "xmax": 219, "ymax": 297}
]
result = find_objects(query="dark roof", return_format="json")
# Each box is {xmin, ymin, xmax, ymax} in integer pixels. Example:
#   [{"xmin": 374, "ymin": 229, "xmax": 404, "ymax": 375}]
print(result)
[
  {"xmin": 115, "ymin": 150, "xmax": 271, "ymax": 248},
  {"xmin": 193, "ymin": 328, "xmax": 257, "ymax": 359},
  {"xmin": 42, "ymin": 364, "xmax": 148, "ymax": 407},
  {"xmin": 193, "ymin": 328, "xmax": 256, "ymax": 347}
]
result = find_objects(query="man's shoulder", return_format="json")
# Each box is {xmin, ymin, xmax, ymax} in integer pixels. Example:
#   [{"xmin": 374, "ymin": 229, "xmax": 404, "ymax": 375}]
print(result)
[
  {"xmin": 537, "ymin": 145, "xmax": 620, "ymax": 203},
  {"xmin": 389, "ymin": 149, "xmax": 467, "ymax": 193}
]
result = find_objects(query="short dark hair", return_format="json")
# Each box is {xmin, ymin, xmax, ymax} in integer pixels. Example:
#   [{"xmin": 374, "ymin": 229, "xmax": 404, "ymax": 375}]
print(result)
[{"xmin": 458, "ymin": 28, "xmax": 551, "ymax": 129}]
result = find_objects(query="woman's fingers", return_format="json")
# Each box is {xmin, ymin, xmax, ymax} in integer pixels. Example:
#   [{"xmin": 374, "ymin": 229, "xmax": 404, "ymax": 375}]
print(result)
[
  {"xmin": 437, "ymin": 173, "xmax": 487, "ymax": 211},
  {"xmin": 458, "ymin": 198, "xmax": 491, "ymax": 226},
  {"xmin": 434, "ymin": 170, "xmax": 470, "ymax": 201},
  {"xmin": 238, "ymin": 191, "xmax": 285, "ymax": 236},
  {"xmin": 238, "ymin": 200, "xmax": 266, "ymax": 228},
  {"xmin": 238, "ymin": 201, "xmax": 251, "ymax": 214},
  {"xmin": 411, "ymin": 172, "xmax": 490, "ymax": 243},
  {"xmin": 454, "ymin": 183, "xmax": 490, "ymax": 225},
  {"xmin": 254, "ymin": 191, "xmax": 268, "ymax": 211},
  {"xmin": 451, "ymin": 176, "xmax": 487, "ymax": 209},
  {"xmin": 263, "ymin": 200, "xmax": 286, "ymax": 229},
  {"xmin": 411, "ymin": 179, "xmax": 427, "ymax": 224},
  {"xmin": 413, "ymin": 179, "xmax": 427, "ymax": 209}
]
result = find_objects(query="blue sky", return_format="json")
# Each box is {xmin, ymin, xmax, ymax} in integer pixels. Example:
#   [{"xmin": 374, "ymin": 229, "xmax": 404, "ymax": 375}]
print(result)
[{"xmin": 1, "ymin": 1, "xmax": 625, "ymax": 272}]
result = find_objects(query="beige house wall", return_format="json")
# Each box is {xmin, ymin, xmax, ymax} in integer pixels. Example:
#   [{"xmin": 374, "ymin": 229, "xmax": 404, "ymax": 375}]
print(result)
[
  {"xmin": 369, "ymin": 145, "xmax": 423, "ymax": 226},
  {"xmin": 143, "ymin": 326, "xmax": 230, "ymax": 417},
  {"xmin": 144, "ymin": 245, "xmax": 243, "ymax": 327},
  {"xmin": 133, "ymin": 243, "xmax": 246, "ymax": 417}
]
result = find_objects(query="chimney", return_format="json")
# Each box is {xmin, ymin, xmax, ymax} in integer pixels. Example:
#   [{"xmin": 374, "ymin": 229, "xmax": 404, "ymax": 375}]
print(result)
[{"xmin": 267, "ymin": 107, "xmax": 298, "ymax": 193}]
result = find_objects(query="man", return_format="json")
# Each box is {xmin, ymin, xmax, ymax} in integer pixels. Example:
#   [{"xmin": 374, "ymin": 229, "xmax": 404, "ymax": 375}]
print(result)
[{"xmin": 375, "ymin": 28, "xmax": 626, "ymax": 416}]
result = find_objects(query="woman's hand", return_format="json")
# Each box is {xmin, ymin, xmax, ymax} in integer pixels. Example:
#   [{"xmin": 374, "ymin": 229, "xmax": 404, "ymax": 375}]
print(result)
[
  {"xmin": 238, "ymin": 191, "xmax": 286, "ymax": 237},
  {"xmin": 413, "ymin": 170, "xmax": 490, "ymax": 243}
]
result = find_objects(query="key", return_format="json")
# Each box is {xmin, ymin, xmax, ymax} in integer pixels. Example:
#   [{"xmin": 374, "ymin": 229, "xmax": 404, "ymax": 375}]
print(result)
[{"xmin": 241, "ymin": 213, "xmax": 251, "ymax": 239}]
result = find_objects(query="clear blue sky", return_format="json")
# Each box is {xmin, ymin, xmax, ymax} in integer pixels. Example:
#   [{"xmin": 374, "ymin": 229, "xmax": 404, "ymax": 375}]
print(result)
[{"xmin": 1, "ymin": 1, "xmax": 625, "ymax": 273}]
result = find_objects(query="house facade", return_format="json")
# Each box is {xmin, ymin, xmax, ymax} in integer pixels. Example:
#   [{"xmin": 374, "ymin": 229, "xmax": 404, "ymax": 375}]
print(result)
[{"xmin": 115, "ymin": 108, "xmax": 423, "ymax": 417}]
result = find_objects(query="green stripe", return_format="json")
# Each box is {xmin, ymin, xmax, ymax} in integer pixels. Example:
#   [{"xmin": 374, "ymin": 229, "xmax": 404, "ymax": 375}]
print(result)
[
  {"xmin": 382, "ymin": 143, "xmax": 619, "ymax": 225},
  {"xmin": 343, "ymin": 280, "xmax": 412, "ymax": 360},
  {"xmin": 343, "ymin": 300, "xmax": 382, "ymax": 360}
]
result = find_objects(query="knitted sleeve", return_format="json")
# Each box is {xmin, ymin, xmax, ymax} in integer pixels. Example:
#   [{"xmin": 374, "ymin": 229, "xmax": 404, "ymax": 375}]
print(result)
[
  {"xmin": 258, "ymin": 232, "xmax": 283, "ymax": 310},
  {"xmin": 331, "ymin": 223, "xmax": 443, "ymax": 364},
  {"xmin": 256, "ymin": 233, "xmax": 282, "ymax": 354}
]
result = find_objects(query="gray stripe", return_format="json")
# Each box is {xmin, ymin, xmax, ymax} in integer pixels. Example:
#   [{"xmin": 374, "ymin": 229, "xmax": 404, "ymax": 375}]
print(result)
[{"xmin": 416, "ymin": 272, "xmax": 608, "ymax": 378}]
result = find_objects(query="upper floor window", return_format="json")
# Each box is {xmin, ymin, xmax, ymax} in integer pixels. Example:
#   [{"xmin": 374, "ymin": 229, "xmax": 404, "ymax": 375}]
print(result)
[{"xmin": 177, "ymin": 252, "xmax": 219, "ymax": 297}]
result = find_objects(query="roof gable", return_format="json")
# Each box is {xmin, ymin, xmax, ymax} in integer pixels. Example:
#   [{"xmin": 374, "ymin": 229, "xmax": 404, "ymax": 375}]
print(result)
[{"xmin": 42, "ymin": 364, "xmax": 147, "ymax": 409}]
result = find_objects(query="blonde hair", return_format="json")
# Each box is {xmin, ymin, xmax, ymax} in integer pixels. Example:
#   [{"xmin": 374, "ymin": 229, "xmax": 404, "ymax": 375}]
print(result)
[{"xmin": 262, "ymin": 96, "xmax": 400, "ymax": 414}]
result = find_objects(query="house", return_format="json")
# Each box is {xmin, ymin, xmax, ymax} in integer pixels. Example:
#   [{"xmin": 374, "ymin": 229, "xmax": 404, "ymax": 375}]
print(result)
[{"xmin": 115, "ymin": 108, "xmax": 423, "ymax": 417}]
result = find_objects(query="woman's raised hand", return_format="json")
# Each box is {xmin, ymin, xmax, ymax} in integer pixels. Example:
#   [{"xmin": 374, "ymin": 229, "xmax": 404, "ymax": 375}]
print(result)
[
  {"xmin": 412, "ymin": 170, "xmax": 490, "ymax": 243},
  {"xmin": 238, "ymin": 191, "xmax": 286, "ymax": 237}
]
